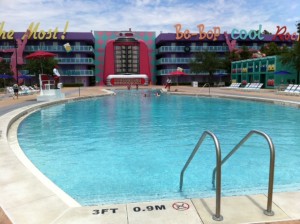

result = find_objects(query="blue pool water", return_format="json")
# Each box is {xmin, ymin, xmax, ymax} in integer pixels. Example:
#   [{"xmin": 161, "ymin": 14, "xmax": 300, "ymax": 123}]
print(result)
[{"xmin": 18, "ymin": 89, "xmax": 300, "ymax": 205}]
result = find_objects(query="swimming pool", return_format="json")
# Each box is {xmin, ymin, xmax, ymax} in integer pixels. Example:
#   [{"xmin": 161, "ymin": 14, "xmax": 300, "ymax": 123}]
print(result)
[{"xmin": 18, "ymin": 89, "xmax": 300, "ymax": 205}]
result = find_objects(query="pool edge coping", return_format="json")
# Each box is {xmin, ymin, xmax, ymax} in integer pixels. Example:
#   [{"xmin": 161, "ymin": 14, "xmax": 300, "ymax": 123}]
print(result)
[{"xmin": 1, "ymin": 88, "xmax": 300, "ymax": 223}]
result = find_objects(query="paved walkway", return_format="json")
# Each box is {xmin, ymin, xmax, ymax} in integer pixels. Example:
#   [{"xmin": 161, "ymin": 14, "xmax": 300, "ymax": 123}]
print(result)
[{"xmin": 0, "ymin": 86, "xmax": 300, "ymax": 224}]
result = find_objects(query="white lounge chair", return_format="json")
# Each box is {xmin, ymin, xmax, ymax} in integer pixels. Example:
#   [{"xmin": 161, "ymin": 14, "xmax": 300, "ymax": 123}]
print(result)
[
  {"xmin": 6, "ymin": 87, "xmax": 14, "ymax": 97},
  {"xmin": 286, "ymin": 85, "xmax": 299, "ymax": 95},
  {"xmin": 226, "ymin": 83, "xmax": 241, "ymax": 89},
  {"xmin": 293, "ymin": 85, "xmax": 300, "ymax": 96},
  {"xmin": 242, "ymin": 83, "xmax": 257, "ymax": 91},
  {"xmin": 253, "ymin": 83, "xmax": 263, "ymax": 91},
  {"xmin": 277, "ymin": 84, "xmax": 294, "ymax": 95}
]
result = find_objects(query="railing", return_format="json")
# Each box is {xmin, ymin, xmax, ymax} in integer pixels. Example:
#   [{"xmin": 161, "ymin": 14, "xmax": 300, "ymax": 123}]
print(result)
[
  {"xmin": 57, "ymin": 57, "xmax": 94, "ymax": 64},
  {"xmin": 179, "ymin": 130, "xmax": 223, "ymax": 221},
  {"xmin": 62, "ymin": 70, "xmax": 94, "ymax": 76},
  {"xmin": 156, "ymin": 69, "xmax": 227, "ymax": 76},
  {"xmin": 202, "ymin": 83, "xmax": 211, "ymax": 95},
  {"xmin": 211, "ymin": 130, "xmax": 275, "ymax": 216},
  {"xmin": 157, "ymin": 45, "xmax": 229, "ymax": 53},
  {"xmin": 23, "ymin": 45, "xmax": 94, "ymax": 52},
  {"xmin": 157, "ymin": 57, "xmax": 194, "ymax": 64}
]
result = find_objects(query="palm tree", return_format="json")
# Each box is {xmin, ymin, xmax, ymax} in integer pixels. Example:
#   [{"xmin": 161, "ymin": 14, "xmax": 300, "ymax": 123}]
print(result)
[
  {"xmin": 280, "ymin": 41, "xmax": 300, "ymax": 84},
  {"xmin": 190, "ymin": 51, "xmax": 223, "ymax": 85}
]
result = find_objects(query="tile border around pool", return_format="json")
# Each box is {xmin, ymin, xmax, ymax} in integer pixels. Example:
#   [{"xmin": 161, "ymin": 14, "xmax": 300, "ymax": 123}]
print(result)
[{"xmin": 1, "ymin": 89, "xmax": 300, "ymax": 224}]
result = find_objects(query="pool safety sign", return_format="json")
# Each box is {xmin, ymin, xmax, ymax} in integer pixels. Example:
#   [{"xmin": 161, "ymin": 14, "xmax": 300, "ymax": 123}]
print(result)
[
  {"xmin": 92, "ymin": 202, "xmax": 193, "ymax": 216},
  {"xmin": 172, "ymin": 202, "xmax": 190, "ymax": 211},
  {"xmin": 89, "ymin": 201, "xmax": 204, "ymax": 223}
]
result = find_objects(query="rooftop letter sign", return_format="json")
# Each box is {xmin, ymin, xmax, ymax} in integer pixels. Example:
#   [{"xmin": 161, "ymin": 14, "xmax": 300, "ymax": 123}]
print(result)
[
  {"xmin": 175, "ymin": 24, "xmax": 220, "ymax": 41},
  {"xmin": 0, "ymin": 21, "xmax": 69, "ymax": 40},
  {"xmin": 272, "ymin": 26, "xmax": 298, "ymax": 41},
  {"xmin": 175, "ymin": 24, "xmax": 299, "ymax": 42}
]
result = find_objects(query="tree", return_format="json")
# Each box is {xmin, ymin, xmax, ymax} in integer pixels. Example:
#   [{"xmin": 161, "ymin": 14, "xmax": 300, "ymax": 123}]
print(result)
[
  {"xmin": 260, "ymin": 42, "xmax": 288, "ymax": 56},
  {"xmin": 190, "ymin": 51, "xmax": 223, "ymax": 84},
  {"xmin": 0, "ymin": 59, "xmax": 12, "ymax": 75},
  {"xmin": 25, "ymin": 58, "xmax": 58, "ymax": 75},
  {"xmin": 280, "ymin": 41, "xmax": 300, "ymax": 83},
  {"xmin": 223, "ymin": 51, "xmax": 239, "ymax": 74},
  {"xmin": 0, "ymin": 60, "xmax": 13, "ymax": 87},
  {"xmin": 239, "ymin": 46, "xmax": 252, "ymax": 60}
]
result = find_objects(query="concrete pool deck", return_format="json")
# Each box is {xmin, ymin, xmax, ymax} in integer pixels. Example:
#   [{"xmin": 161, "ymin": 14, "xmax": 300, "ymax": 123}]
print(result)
[{"xmin": 0, "ymin": 86, "xmax": 300, "ymax": 224}]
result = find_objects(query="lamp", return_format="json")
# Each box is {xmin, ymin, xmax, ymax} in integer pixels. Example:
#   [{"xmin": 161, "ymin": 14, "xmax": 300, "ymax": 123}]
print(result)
[{"xmin": 14, "ymin": 40, "xmax": 18, "ymax": 84}]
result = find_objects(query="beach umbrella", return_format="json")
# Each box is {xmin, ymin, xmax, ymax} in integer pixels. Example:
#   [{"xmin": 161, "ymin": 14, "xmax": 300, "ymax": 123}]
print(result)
[
  {"xmin": 25, "ymin": 51, "xmax": 57, "ymax": 74},
  {"xmin": 169, "ymin": 70, "xmax": 188, "ymax": 76},
  {"xmin": 0, "ymin": 74, "xmax": 12, "ymax": 87},
  {"xmin": 273, "ymin": 71, "xmax": 291, "ymax": 75},
  {"xmin": 0, "ymin": 74, "xmax": 12, "ymax": 79},
  {"xmin": 25, "ymin": 51, "xmax": 57, "ymax": 59},
  {"xmin": 169, "ymin": 70, "xmax": 188, "ymax": 85},
  {"xmin": 19, "ymin": 74, "xmax": 32, "ymax": 79}
]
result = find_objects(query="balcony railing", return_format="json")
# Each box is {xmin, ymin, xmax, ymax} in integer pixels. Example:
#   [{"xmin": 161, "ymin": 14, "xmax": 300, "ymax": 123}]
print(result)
[
  {"xmin": 0, "ymin": 45, "xmax": 94, "ymax": 52},
  {"xmin": 62, "ymin": 70, "xmax": 94, "ymax": 76},
  {"xmin": 157, "ymin": 57, "xmax": 194, "ymax": 64},
  {"xmin": 57, "ymin": 57, "xmax": 94, "ymax": 64},
  {"xmin": 157, "ymin": 69, "xmax": 227, "ymax": 76},
  {"xmin": 23, "ymin": 45, "xmax": 94, "ymax": 52},
  {"xmin": 157, "ymin": 45, "xmax": 229, "ymax": 53}
]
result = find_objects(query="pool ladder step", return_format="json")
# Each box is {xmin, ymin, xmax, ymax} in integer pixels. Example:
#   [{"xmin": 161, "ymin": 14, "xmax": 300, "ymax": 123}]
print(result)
[{"xmin": 179, "ymin": 130, "xmax": 275, "ymax": 222}]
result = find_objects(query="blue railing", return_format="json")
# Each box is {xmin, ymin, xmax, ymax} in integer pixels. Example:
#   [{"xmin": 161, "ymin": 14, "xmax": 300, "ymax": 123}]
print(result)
[
  {"xmin": 0, "ymin": 45, "xmax": 94, "ymax": 52},
  {"xmin": 157, "ymin": 45, "xmax": 229, "ymax": 53},
  {"xmin": 57, "ymin": 57, "xmax": 94, "ymax": 64}
]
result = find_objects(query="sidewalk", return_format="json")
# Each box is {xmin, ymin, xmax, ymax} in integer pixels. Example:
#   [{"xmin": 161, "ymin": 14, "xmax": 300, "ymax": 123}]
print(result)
[{"xmin": 0, "ymin": 85, "xmax": 300, "ymax": 224}]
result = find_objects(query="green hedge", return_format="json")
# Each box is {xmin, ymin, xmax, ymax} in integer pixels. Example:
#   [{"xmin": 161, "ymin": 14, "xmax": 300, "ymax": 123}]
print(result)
[{"xmin": 62, "ymin": 83, "xmax": 84, "ymax": 87}]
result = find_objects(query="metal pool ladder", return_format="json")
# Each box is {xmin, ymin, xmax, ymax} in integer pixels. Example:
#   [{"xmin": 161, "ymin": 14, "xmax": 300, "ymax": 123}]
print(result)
[
  {"xmin": 179, "ymin": 130, "xmax": 223, "ymax": 221},
  {"xmin": 211, "ymin": 130, "xmax": 275, "ymax": 216},
  {"xmin": 179, "ymin": 130, "xmax": 275, "ymax": 221}
]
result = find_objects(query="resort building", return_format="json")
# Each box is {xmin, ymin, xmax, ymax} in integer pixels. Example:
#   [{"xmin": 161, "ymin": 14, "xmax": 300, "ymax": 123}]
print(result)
[
  {"xmin": 0, "ymin": 23, "xmax": 299, "ymax": 88},
  {"xmin": 155, "ymin": 24, "xmax": 298, "ymax": 86},
  {"xmin": 0, "ymin": 30, "xmax": 95, "ymax": 86},
  {"xmin": 231, "ymin": 55, "xmax": 298, "ymax": 88}
]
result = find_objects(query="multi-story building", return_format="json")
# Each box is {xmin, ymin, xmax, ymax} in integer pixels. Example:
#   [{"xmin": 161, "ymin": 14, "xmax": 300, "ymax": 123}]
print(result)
[
  {"xmin": 0, "ymin": 23, "xmax": 298, "ymax": 88},
  {"xmin": 0, "ymin": 31, "xmax": 95, "ymax": 86},
  {"xmin": 155, "ymin": 26, "xmax": 297, "ymax": 85},
  {"xmin": 231, "ymin": 56, "xmax": 298, "ymax": 88}
]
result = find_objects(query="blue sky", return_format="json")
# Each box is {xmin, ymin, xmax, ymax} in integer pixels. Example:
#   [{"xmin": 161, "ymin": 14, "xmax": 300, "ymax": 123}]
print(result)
[{"xmin": 0, "ymin": 0, "xmax": 299, "ymax": 35}]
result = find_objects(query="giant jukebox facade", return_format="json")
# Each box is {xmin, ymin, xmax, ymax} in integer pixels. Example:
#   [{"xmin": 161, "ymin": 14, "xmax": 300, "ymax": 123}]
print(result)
[{"xmin": 94, "ymin": 29, "xmax": 156, "ymax": 86}]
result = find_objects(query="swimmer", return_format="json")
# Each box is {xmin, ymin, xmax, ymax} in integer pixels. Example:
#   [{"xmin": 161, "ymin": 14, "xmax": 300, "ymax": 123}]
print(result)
[{"xmin": 156, "ymin": 92, "xmax": 160, "ymax": 97}]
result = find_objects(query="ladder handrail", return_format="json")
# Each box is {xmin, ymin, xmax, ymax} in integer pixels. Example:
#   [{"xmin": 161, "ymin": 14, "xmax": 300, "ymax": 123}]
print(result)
[
  {"xmin": 202, "ymin": 82, "xmax": 211, "ymax": 95},
  {"xmin": 211, "ymin": 130, "xmax": 275, "ymax": 216},
  {"xmin": 179, "ymin": 130, "xmax": 223, "ymax": 221}
]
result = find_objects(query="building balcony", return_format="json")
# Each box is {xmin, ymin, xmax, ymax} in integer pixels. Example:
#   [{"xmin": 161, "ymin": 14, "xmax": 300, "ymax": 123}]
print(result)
[
  {"xmin": 0, "ymin": 45, "xmax": 94, "ymax": 52},
  {"xmin": 57, "ymin": 57, "xmax": 94, "ymax": 64},
  {"xmin": 157, "ymin": 45, "xmax": 229, "ymax": 53},
  {"xmin": 157, "ymin": 57, "xmax": 194, "ymax": 64},
  {"xmin": 157, "ymin": 69, "xmax": 227, "ymax": 76},
  {"xmin": 62, "ymin": 70, "xmax": 94, "ymax": 76}
]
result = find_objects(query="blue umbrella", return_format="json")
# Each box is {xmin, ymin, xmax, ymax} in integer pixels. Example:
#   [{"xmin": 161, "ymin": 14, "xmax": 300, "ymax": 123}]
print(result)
[
  {"xmin": 0, "ymin": 74, "xmax": 12, "ymax": 79},
  {"xmin": 215, "ymin": 74, "xmax": 228, "ymax": 76},
  {"xmin": 19, "ymin": 74, "xmax": 33, "ymax": 79},
  {"xmin": 273, "ymin": 71, "xmax": 291, "ymax": 75}
]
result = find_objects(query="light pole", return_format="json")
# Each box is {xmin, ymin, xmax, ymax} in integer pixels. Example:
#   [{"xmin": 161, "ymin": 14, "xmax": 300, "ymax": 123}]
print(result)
[
  {"xmin": 14, "ymin": 40, "xmax": 18, "ymax": 84},
  {"xmin": 296, "ymin": 21, "xmax": 300, "ymax": 83}
]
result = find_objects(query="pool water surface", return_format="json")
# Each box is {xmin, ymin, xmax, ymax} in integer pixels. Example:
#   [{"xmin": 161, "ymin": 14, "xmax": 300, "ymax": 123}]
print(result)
[{"xmin": 18, "ymin": 90, "xmax": 300, "ymax": 205}]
